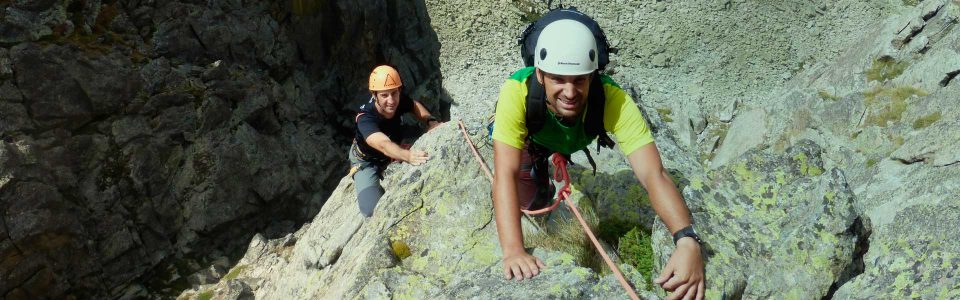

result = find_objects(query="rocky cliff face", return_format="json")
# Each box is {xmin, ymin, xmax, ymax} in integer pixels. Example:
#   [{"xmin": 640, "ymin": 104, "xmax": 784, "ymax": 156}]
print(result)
[
  {"xmin": 3, "ymin": 0, "xmax": 959, "ymax": 299},
  {"xmin": 0, "ymin": 0, "xmax": 444, "ymax": 298},
  {"xmin": 183, "ymin": 0, "xmax": 959, "ymax": 299}
]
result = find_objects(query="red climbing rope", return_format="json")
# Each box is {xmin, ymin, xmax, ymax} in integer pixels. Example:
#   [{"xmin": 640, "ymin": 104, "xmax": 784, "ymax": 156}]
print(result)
[
  {"xmin": 458, "ymin": 119, "xmax": 640, "ymax": 300},
  {"xmin": 550, "ymin": 155, "xmax": 640, "ymax": 300},
  {"xmin": 458, "ymin": 120, "xmax": 493, "ymax": 181}
]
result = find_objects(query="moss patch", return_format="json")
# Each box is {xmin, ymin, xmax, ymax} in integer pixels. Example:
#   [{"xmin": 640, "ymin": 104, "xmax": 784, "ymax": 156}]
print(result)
[
  {"xmin": 391, "ymin": 239, "xmax": 412, "ymax": 261},
  {"xmin": 197, "ymin": 290, "xmax": 214, "ymax": 300},
  {"xmin": 866, "ymin": 57, "xmax": 909, "ymax": 82},
  {"xmin": 891, "ymin": 134, "xmax": 905, "ymax": 147},
  {"xmin": 817, "ymin": 89, "xmax": 841, "ymax": 101},
  {"xmin": 656, "ymin": 108, "xmax": 674, "ymax": 123},
  {"xmin": 793, "ymin": 152, "xmax": 824, "ymax": 177},
  {"xmin": 863, "ymin": 85, "xmax": 927, "ymax": 127},
  {"xmin": 222, "ymin": 264, "xmax": 248, "ymax": 281},
  {"xmin": 512, "ymin": 0, "xmax": 544, "ymax": 23},
  {"xmin": 912, "ymin": 112, "xmax": 941, "ymax": 129}
]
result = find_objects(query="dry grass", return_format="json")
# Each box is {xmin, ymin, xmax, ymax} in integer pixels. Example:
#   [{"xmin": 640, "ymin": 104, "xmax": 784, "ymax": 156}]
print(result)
[{"xmin": 863, "ymin": 85, "xmax": 927, "ymax": 127}]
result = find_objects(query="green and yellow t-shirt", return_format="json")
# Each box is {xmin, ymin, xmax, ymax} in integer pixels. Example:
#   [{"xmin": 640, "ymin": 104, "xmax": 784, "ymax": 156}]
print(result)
[{"xmin": 492, "ymin": 67, "xmax": 654, "ymax": 156}]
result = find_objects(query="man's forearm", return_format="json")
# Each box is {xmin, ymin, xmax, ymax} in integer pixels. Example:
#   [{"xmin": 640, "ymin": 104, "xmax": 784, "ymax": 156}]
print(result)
[
  {"xmin": 492, "ymin": 140, "xmax": 526, "ymax": 255},
  {"xmin": 412, "ymin": 101, "xmax": 437, "ymax": 126},
  {"xmin": 493, "ymin": 174, "xmax": 526, "ymax": 254},
  {"xmin": 377, "ymin": 141, "xmax": 410, "ymax": 162},
  {"xmin": 627, "ymin": 144, "xmax": 693, "ymax": 234},
  {"xmin": 645, "ymin": 170, "xmax": 692, "ymax": 234}
]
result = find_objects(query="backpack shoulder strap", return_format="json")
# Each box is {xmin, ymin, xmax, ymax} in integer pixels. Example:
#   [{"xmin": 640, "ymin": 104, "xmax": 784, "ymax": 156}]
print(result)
[
  {"xmin": 585, "ymin": 72, "xmax": 615, "ymax": 149},
  {"xmin": 525, "ymin": 73, "xmax": 547, "ymax": 136}
]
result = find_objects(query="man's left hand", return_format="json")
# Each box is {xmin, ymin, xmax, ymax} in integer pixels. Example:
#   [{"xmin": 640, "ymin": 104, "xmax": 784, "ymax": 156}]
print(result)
[{"xmin": 653, "ymin": 237, "xmax": 705, "ymax": 300}]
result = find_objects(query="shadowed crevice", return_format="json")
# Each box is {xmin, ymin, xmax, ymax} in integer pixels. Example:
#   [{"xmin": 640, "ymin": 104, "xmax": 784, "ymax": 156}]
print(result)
[{"xmin": 823, "ymin": 216, "xmax": 872, "ymax": 300}]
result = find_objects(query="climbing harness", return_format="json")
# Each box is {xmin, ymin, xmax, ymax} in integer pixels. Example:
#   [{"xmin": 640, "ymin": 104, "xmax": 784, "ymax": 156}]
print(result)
[{"xmin": 458, "ymin": 119, "xmax": 640, "ymax": 300}]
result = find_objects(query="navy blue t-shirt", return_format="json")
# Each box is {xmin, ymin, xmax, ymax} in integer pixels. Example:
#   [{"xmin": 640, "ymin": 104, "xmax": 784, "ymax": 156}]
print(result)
[{"xmin": 354, "ymin": 94, "xmax": 415, "ymax": 162}]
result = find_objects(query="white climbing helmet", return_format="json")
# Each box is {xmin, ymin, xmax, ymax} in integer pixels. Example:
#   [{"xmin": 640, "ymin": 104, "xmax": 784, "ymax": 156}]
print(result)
[{"xmin": 534, "ymin": 19, "xmax": 599, "ymax": 76}]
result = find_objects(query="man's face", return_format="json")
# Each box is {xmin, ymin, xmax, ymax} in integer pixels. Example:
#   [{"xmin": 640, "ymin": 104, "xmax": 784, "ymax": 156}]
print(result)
[
  {"xmin": 373, "ymin": 88, "xmax": 401, "ymax": 118},
  {"xmin": 537, "ymin": 69, "xmax": 591, "ymax": 122}
]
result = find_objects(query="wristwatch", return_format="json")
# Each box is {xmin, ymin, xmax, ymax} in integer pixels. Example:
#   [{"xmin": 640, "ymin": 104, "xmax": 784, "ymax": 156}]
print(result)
[{"xmin": 672, "ymin": 225, "xmax": 703, "ymax": 246}]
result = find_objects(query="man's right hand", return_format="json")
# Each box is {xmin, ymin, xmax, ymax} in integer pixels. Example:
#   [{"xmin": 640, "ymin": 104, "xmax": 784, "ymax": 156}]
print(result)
[
  {"xmin": 502, "ymin": 250, "xmax": 546, "ymax": 280},
  {"xmin": 406, "ymin": 149, "xmax": 429, "ymax": 165}
]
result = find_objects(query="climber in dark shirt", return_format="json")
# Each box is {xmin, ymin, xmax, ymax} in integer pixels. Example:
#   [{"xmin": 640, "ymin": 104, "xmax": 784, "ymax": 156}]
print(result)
[{"xmin": 350, "ymin": 65, "xmax": 441, "ymax": 217}]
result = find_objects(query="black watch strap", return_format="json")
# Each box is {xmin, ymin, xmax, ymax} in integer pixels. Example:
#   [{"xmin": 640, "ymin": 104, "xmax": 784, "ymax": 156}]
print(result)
[{"xmin": 672, "ymin": 225, "xmax": 703, "ymax": 245}]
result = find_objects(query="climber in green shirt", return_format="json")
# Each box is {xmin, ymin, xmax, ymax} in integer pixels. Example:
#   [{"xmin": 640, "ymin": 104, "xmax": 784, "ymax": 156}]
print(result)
[{"xmin": 491, "ymin": 9, "xmax": 705, "ymax": 300}]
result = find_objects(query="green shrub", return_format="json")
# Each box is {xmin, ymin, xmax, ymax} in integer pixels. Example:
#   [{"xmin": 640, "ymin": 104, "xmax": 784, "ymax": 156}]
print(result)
[
  {"xmin": 618, "ymin": 227, "xmax": 653, "ymax": 289},
  {"xmin": 597, "ymin": 219, "xmax": 638, "ymax": 249}
]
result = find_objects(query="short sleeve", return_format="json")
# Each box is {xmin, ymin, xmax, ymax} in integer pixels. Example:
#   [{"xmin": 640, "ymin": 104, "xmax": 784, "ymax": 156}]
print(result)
[
  {"xmin": 356, "ymin": 111, "xmax": 382, "ymax": 140},
  {"xmin": 492, "ymin": 80, "xmax": 528, "ymax": 150},
  {"xmin": 602, "ymin": 83, "xmax": 654, "ymax": 156}
]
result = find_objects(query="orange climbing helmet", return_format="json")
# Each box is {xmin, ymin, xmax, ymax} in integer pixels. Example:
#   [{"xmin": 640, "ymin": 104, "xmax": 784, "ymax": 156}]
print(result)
[{"xmin": 368, "ymin": 65, "xmax": 402, "ymax": 91}]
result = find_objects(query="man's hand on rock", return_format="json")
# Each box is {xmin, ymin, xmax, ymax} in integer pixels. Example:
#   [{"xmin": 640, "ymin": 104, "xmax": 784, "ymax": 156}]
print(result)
[
  {"xmin": 654, "ymin": 237, "xmax": 705, "ymax": 300},
  {"xmin": 406, "ymin": 150, "xmax": 429, "ymax": 166},
  {"xmin": 502, "ymin": 250, "xmax": 546, "ymax": 281}
]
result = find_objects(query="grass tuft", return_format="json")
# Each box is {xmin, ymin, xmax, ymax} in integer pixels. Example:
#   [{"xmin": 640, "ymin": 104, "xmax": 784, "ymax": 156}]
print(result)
[
  {"xmin": 222, "ymin": 265, "xmax": 248, "ymax": 281},
  {"xmin": 818, "ymin": 89, "xmax": 841, "ymax": 101},
  {"xmin": 912, "ymin": 112, "xmax": 941, "ymax": 129},
  {"xmin": 526, "ymin": 214, "xmax": 598, "ymax": 271},
  {"xmin": 863, "ymin": 85, "xmax": 927, "ymax": 127},
  {"xmin": 866, "ymin": 56, "xmax": 909, "ymax": 82}
]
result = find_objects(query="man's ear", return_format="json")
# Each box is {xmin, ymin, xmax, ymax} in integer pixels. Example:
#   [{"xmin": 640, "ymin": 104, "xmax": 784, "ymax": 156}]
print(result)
[{"xmin": 535, "ymin": 68, "xmax": 544, "ymax": 85}]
